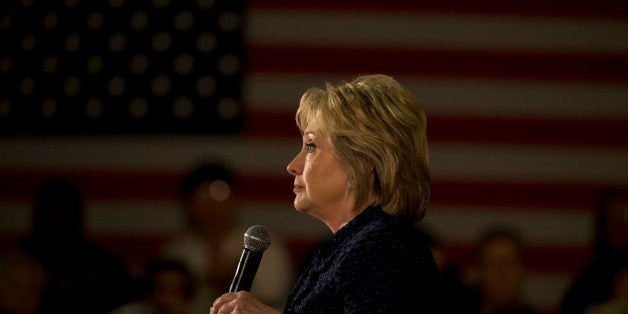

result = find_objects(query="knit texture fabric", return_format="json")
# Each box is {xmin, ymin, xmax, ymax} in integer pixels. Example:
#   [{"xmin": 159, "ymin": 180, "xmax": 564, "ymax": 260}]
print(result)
[{"xmin": 284, "ymin": 206, "xmax": 440, "ymax": 313}]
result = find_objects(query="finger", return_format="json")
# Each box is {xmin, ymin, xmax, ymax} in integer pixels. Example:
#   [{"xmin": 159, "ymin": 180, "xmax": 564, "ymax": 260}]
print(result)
[
  {"xmin": 212, "ymin": 293, "xmax": 236, "ymax": 313},
  {"xmin": 216, "ymin": 298, "xmax": 237, "ymax": 314}
]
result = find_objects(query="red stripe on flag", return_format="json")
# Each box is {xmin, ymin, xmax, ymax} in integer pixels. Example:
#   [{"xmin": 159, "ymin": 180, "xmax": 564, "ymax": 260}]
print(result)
[
  {"xmin": 428, "ymin": 116, "xmax": 628, "ymax": 148},
  {"xmin": 0, "ymin": 232, "xmax": 590, "ymax": 276},
  {"xmin": 444, "ymin": 244, "xmax": 591, "ymax": 274},
  {"xmin": 248, "ymin": 0, "xmax": 628, "ymax": 19},
  {"xmin": 430, "ymin": 180, "xmax": 609, "ymax": 210},
  {"xmin": 246, "ymin": 45, "xmax": 628, "ymax": 83},
  {"xmin": 0, "ymin": 169, "xmax": 182, "ymax": 201},
  {"xmin": 0, "ymin": 169, "xmax": 620, "ymax": 210},
  {"xmin": 244, "ymin": 110, "xmax": 628, "ymax": 148}
]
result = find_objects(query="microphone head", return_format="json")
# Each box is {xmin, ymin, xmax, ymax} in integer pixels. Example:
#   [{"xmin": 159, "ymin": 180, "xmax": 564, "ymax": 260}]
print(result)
[{"xmin": 243, "ymin": 225, "xmax": 271, "ymax": 253}]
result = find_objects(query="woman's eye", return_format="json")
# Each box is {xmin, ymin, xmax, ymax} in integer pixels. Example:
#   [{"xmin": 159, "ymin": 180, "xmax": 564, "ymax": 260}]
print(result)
[{"xmin": 305, "ymin": 143, "xmax": 316, "ymax": 153}]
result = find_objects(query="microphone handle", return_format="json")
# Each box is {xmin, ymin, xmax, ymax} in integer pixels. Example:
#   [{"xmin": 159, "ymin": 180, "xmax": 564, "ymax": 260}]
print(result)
[{"xmin": 229, "ymin": 248, "xmax": 263, "ymax": 292}]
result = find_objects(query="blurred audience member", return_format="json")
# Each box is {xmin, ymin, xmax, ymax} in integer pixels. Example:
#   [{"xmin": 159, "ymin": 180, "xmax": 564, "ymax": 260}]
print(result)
[
  {"xmin": 561, "ymin": 189, "xmax": 628, "ymax": 314},
  {"xmin": 0, "ymin": 245, "xmax": 47, "ymax": 314},
  {"xmin": 470, "ymin": 226, "xmax": 536, "ymax": 314},
  {"xmin": 161, "ymin": 162, "xmax": 295, "ymax": 313},
  {"xmin": 18, "ymin": 179, "xmax": 134, "ymax": 313},
  {"xmin": 584, "ymin": 263, "xmax": 628, "ymax": 314},
  {"xmin": 415, "ymin": 226, "xmax": 475, "ymax": 314},
  {"xmin": 112, "ymin": 259, "xmax": 194, "ymax": 314}
]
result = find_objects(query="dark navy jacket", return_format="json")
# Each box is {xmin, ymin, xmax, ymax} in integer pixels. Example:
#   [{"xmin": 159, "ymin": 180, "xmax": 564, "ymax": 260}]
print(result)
[{"xmin": 284, "ymin": 206, "xmax": 441, "ymax": 313}]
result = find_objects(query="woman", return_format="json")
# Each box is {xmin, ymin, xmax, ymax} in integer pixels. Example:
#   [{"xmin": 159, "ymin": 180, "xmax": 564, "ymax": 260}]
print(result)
[{"xmin": 211, "ymin": 74, "xmax": 441, "ymax": 313}]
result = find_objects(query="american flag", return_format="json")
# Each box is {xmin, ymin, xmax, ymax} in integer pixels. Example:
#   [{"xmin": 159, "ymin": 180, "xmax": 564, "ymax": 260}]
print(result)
[{"xmin": 1, "ymin": 1, "xmax": 628, "ymax": 313}]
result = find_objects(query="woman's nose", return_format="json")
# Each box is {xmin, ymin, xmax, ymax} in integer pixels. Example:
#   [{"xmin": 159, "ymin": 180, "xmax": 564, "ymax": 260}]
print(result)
[{"xmin": 287, "ymin": 150, "xmax": 303, "ymax": 176}]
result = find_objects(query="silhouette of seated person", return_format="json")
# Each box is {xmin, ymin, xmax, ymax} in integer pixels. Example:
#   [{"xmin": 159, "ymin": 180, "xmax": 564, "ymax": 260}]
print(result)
[
  {"xmin": 561, "ymin": 189, "xmax": 628, "ymax": 314},
  {"xmin": 584, "ymin": 262, "xmax": 628, "ymax": 314},
  {"xmin": 0, "ymin": 245, "xmax": 48, "ymax": 314},
  {"xmin": 18, "ymin": 179, "xmax": 134, "ymax": 313},
  {"xmin": 469, "ymin": 226, "xmax": 536, "ymax": 314},
  {"xmin": 414, "ymin": 227, "xmax": 476, "ymax": 314},
  {"xmin": 161, "ymin": 162, "xmax": 294, "ymax": 313},
  {"xmin": 112, "ymin": 258, "xmax": 194, "ymax": 314}
]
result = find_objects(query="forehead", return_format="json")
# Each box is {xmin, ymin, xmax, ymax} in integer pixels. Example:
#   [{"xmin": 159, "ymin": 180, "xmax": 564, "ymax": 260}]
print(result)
[
  {"xmin": 297, "ymin": 97, "xmax": 325, "ymax": 131},
  {"xmin": 302, "ymin": 119, "xmax": 323, "ymax": 136}
]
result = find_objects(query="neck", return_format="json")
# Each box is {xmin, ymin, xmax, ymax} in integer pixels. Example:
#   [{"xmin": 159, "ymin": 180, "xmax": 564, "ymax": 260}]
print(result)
[{"xmin": 325, "ymin": 203, "xmax": 371, "ymax": 234}]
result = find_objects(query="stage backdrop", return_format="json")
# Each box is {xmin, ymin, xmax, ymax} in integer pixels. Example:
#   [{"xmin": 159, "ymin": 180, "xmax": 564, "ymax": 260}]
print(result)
[{"xmin": 1, "ymin": 1, "xmax": 628, "ymax": 313}]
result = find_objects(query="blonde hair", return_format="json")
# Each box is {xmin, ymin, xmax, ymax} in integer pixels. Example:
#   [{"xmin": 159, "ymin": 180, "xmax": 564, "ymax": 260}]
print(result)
[{"xmin": 296, "ymin": 74, "xmax": 430, "ymax": 221}]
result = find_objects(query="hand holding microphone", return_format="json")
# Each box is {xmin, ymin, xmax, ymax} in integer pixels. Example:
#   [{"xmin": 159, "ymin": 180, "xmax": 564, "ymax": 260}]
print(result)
[
  {"xmin": 211, "ymin": 225, "xmax": 279, "ymax": 314},
  {"xmin": 229, "ymin": 225, "xmax": 271, "ymax": 292}
]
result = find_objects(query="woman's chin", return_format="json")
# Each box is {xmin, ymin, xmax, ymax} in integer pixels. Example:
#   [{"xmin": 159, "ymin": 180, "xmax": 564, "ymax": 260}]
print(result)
[{"xmin": 292, "ymin": 199, "xmax": 310, "ymax": 214}]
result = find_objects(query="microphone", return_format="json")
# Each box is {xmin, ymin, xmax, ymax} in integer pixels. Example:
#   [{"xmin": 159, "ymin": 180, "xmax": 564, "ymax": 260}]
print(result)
[{"xmin": 229, "ymin": 225, "xmax": 271, "ymax": 292}]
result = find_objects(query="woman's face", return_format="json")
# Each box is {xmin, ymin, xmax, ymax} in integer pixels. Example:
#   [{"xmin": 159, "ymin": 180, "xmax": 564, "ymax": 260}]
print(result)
[{"xmin": 287, "ymin": 126, "xmax": 353, "ymax": 225}]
